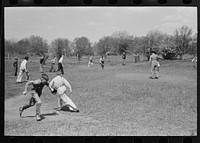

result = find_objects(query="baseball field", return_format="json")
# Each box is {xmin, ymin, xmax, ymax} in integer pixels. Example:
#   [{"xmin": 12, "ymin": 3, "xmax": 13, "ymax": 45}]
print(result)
[{"xmin": 4, "ymin": 55, "xmax": 197, "ymax": 136}]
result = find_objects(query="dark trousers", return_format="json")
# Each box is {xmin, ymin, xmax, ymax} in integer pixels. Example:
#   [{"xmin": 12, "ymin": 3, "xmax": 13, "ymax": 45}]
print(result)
[
  {"xmin": 49, "ymin": 63, "xmax": 56, "ymax": 72},
  {"xmin": 21, "ymin": 93, "xmax": 42, "ymax": 115},
  {"xmin": 57, "ymin": 63, "xmax": 64, "ymax": 75},
  {"xmin": 14, "ymin": 67, "xmax": 18, "ymax": 76}
]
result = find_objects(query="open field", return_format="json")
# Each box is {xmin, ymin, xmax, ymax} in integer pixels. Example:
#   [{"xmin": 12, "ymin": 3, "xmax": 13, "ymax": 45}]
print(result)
[{"xmin": 4, "ymin": 55, "xmax": 197, "ymax": 136}]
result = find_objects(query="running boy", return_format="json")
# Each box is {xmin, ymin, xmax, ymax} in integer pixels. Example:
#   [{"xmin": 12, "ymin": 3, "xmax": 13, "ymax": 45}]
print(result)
[{"xmin": 19, "ymin": 74, "xmax": 49, "ymax": 121}]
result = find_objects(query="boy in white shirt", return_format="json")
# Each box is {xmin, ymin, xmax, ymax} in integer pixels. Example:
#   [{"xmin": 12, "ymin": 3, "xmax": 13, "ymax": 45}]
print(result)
[
  {"xmin": 16, "ymin": 56, "xmax": 30, "ymax": 83},
  {"xmin": 57, "ymin": 54, "xmax": 64, "ymax": 75},
  {"xmin": 49, "ymin": 72, "xmax": 79, "ymax": 113}
]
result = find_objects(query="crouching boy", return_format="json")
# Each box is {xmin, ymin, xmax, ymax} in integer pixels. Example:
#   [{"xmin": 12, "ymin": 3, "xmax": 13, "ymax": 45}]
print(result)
[{"xmin": 49, "ymin": 72, "xmax": 79, "ymax": 113}]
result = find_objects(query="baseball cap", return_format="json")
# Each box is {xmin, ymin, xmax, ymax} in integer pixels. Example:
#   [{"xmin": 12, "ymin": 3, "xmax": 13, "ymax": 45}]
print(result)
[{"xmin": 41, "ymin": 74, "xmax": 49, "ymax": 81}]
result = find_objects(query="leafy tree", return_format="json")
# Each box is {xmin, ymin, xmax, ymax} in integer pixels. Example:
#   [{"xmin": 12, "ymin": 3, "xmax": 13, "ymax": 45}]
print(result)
[
  {"xmin": 72, "ymin": 37, "xmax": 93, "ymax": 56},
  {"xmin": 95, "ymin": 36, "xmax": 114, "ymax": 56},
  {"xmin": 5, "ymin": 39, "xmax": 17, "ymax": 55},
  {"xmin": 50, "ymin": 38, "xmax": 71, "ymax": 58},
  {"xmin": 16, "ymin": 38, "xmax": 30, "ymax": 55},
  {"xmin": 112, "ymin": 30, "xmax": 133, "ymax": 54},
  {"xmin": 29, "ymin": 35, "xmax": 49, "ymax": 56}
]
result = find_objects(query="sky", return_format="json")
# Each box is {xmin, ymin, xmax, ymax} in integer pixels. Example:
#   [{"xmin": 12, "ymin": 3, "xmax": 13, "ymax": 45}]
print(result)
[{"xmin": 5, "ymin": 7, "xmax": 197, "ymax": 44}]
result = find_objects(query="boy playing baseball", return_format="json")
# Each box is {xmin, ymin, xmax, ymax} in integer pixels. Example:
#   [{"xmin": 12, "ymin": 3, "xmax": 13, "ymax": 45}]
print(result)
[
  {"xmin": 57, "ymin": 54, "xmax": 64, "ymax": 75},
  {"xmin": 100, "ymin": 56, "xmax": 104, "ymax": 69},
  {"xmin": 13, "ymin": 58, "xmax": 18, "ymax": 76},
  {"xmin": 19, "ymin": 74, "xmax": 49, "ymax": 121},
  {"xmin": 88, "ymin": 55, "xmax": 94, "ymax": 68},
  {"xmin": 16, "ymin": 56, "xmax": 30, "ymax": 83},
  {"xmin": 49, "ymin": 56, "xmax": 56, "ymax": 72},
  {"xmin": 122, "ymin": 52, "xmax": 126, "ymax": 65},
  {"xmin": 49, "ymin": 72, "xmax": 79, "ymax": 113},
  {"xmin": 192, "ymin": 55, "xmax": 197, "ymax": 69},
  {"xmin": 149, "ymin": 51, "xmax": 162, "ymax": 79}
]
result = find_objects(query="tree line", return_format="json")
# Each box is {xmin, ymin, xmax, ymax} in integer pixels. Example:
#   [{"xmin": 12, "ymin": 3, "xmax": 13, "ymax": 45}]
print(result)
[{"xmin": 5, "ymin": 25, "xmax": 197, "ymax": 60}]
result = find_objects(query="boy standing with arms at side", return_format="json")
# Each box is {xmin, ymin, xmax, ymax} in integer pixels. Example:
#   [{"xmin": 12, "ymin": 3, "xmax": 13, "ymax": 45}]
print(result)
[
  {"xmin": 100, "ymin": 56, "xmax": 105, "ymax": 69},
  {"xmin": 13, "ymin": 58, "xmax": 18, "ymax": 76},
  {"xmin": 16, "ymin": 56, "xmax": 29, "ymax": 83},
  {"xmin": 19, "ymin": 74, "xmax": 50, "ymax": 121},
  {"xmin": 149, "ymin": 51, "xmax": 162, "ymax": 79},
  {"xmin": 122, "ymin": 52, "xmax": 126, "ymax": 65}
]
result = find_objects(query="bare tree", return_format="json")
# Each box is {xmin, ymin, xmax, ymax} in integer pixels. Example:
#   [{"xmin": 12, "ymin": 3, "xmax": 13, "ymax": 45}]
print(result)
[{"xmin": 174, "ymin": 25, "xmax": 193, "ymax": 59}]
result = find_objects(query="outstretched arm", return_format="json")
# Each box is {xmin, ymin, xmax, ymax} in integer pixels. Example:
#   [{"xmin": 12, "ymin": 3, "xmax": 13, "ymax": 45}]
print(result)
[{"xmin": 23, "ymin": 79, "xmax": 41, "ymax": 95}]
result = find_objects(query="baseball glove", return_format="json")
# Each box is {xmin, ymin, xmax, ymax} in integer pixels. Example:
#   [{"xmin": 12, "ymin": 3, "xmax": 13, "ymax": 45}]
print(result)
[{"xmin": 51, "ymin": 89, "xmax": 57, "ymax": 94}]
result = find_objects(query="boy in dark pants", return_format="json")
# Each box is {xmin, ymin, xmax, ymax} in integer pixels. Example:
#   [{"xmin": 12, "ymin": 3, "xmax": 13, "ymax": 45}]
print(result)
[
  {"xmin": 19, "ymin": 74, "xmax": 49, "ymax": 121},
  {"xmin": 122, "ymin": 52, "xmax": 126, "ymax": 65},
  {"xmin": 57, "ymin": 54, "xmax": 64, "ymax": 75},
  {"xmin": 100, "ymin": 56, "xmax": 104, "ymax": 69},
  {"xmin": 13, "ymin": 58, "xmax": 18, "ymax": 76}
]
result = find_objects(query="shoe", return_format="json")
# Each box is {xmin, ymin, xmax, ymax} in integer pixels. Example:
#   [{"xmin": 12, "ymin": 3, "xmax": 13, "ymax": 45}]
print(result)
[
  {"xmin": 74, "ymin": 109, "xmax": 79, "ymax": 113},
  {"xmin": 36, "ymin": 114, "xmax": 42, "ymax": 121},
  {"xmin": 19, "ymin": 107, "xmax": 23, "ymax": 117}
]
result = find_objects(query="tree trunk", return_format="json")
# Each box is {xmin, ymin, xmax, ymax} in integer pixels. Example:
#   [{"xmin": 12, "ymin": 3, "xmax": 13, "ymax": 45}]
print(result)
[{"xmin": 179, "ymin": 54, "xmax": 183, "ymax": 60}]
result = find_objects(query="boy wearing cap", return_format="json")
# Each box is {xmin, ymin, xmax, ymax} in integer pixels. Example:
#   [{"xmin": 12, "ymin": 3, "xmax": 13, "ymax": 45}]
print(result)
[
  {"xmin": 16, "ymin": 56, "xmax": 29, "ymax": 83},
  {"xmin": 49, "ymin": 72, "xmax": 79, "ymax": 113},
  {"xmin": 19, "ymin": 74, "xmax": 49, "ymax": 121},
  {"xmin": 13, "ymin": 58, "xmax": 18, "ymax": 76}
]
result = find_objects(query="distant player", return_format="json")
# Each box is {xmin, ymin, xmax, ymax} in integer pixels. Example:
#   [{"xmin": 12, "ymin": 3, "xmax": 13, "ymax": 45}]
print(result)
[
  {"xmin": 49, "ymin": 72, "xmax": 79, "ymax": 113},
  {"xmin": 13, "ymin": 58, "xmax": 18, "ymax": 76},
  {"xmin": 19, "ymin": 74, "xmax": 49, "ymax": 121},
  {"xmin": 49, "ymin": 57, "xmax": 56, "ymax": 72},
  {"xmin": 149, "ymin": 51, "xmax": 162, "ymax": 79},
  {"xmin": 192, "ymin": 55, "xmax": 197, "ymax": 69},
  {"xmin": 122, "ymin": 52, "xmax": 126, "ymax": 65},
  {"xmin": 88, "ymin": 55, "xmax": 94, "ymax": 68},
  {"xmin": 100, "ymin": 56, "xmax": 105, "ymax": 69},
  {"xmin": 16, "ymin": 56, "xmax": 30, "ymax": 83},
  {"xmin": 39, "ymin": 53, "xmax": 45, "ymax": 73},
  {"xmin": 77, "ymin": 53, "xmax": 81, "ymax": 63},
  {"xmin": 57, "ymin": 54, "xmax": 64, "ymax": 75}
]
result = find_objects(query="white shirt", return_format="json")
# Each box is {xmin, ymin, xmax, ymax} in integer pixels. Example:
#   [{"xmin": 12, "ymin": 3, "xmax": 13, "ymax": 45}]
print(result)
[
  {"xmin": 49, "ymin": 75, "xmax": 72, "ymax": 91},
  {"xmin": 20, "ymin": 59, "xmax": 27, "ymax": 71},
  {"xmin": 51, "ymin": 57, "xmax": 56, "ymax": 63},
  {"xmin": 58, "ymin": 56, "xmax": 64, "ymax": 63}
]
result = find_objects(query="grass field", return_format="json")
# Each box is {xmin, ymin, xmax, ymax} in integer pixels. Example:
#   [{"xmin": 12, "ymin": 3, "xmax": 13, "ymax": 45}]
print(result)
[{"xmin": 4, "ymin": 55, "xmax": 197, "ymax": 136}]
